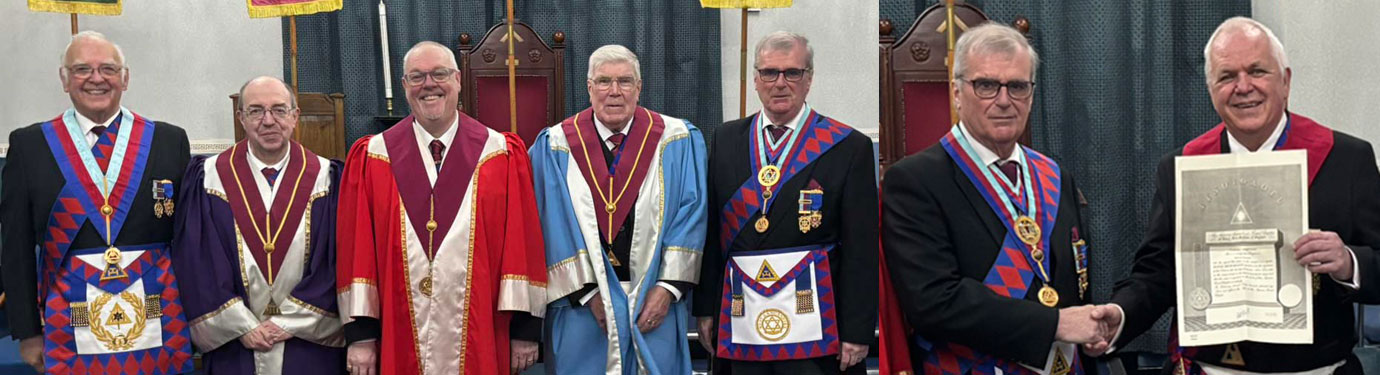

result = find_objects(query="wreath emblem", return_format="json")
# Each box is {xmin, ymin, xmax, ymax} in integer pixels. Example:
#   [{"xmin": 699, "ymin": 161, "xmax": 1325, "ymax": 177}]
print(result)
[{"xmin": 88, "ymin": 291, "xmax": 148, "ymax": 351}]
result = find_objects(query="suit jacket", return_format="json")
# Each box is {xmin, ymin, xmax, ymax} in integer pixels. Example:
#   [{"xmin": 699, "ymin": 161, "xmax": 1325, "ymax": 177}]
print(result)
[
  {"xmin": 0, "ymin": 118, "xmax": 191, "ymax": 341},
  {"xmin": 692, "ymin": 114, "xmax": 880, "ymax": 346},
  {"xmin": 882, "ymin": 142, "xmax": 1090, "ymax": 368},
  {"xmin": 1110, "ymin": 126, "xmax": 1380, "ymax": 372}
]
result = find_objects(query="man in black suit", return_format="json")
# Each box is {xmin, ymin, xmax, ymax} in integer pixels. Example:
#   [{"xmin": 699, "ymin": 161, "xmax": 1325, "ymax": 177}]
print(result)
[
  {"xmin": 882, "ymin": 23, "xmax": 1106, "ymax": 375},
  {"xmin": 1, "ymin": 31, "xmax": 193, "ymax": 374},
  {"xmin": 1090, "ymin": 17, "xmax": 1380, "ymax": 375},
  {"xmin": 693, "ymin": 31, "xmax": 877, "ymax": 374}
]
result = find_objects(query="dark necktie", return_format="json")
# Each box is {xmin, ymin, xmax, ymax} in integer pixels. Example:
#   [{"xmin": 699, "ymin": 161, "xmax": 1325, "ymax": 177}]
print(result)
[
  {"xmin": 91, "ymin": 125, "xmax": 107, "ymax": 138},
  {"xmin": 768, "ymin": 125, "xmax": 788, "ymax": 143},
  {"xmin": 262, "ymin": 168, "xmax": 279, "ymax": 187},
  {"xmin": 998, "ymin": 161, "xmax": 1020, "ymax": 184},
  {"xmin": 607, "ymin": 133, "xmax": 626, "ymax": 150},
  {"xmin": 429, "ymin": 140, "xmax": 445, "ymax": 171}
]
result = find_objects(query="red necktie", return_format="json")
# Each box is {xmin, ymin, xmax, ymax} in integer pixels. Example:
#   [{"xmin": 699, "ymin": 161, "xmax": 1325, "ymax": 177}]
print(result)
[
  {"xmin": 998, "ymin": 161, "xmax": 1020, "ymax": 184},
  {"xmin": 768, "ymin": 125, "xmax": 788, "ymax": 143},
  {"xmin": 607, "ymin": 133, "xmax": 626, "ymax": 150},
  {"xmin": 262, "ymin": 167, "xmax": 279, "ymax": 187},
  {"xmin": 429, "ymin": 140, "xmax": 445, "ymax": 171}
]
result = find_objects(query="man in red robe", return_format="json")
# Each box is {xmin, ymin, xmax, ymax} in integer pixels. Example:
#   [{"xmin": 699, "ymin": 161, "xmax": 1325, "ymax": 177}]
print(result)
[{"xmin": 335, "ymin": 41, "xmax": 547, "ymax": 375}]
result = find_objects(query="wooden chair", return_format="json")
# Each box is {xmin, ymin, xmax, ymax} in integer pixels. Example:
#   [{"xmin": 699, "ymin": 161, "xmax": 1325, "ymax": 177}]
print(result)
[
  {"xmin": 879, "ymin": 3, "xmax": 1031, "ymax": 168},
  {"xmin": 231, "ymin": 92, "xmax": 347, "ymax": 161},
  {"xmin": 457, "ymin": 22, "xmax": 566, "ymax": 146}
]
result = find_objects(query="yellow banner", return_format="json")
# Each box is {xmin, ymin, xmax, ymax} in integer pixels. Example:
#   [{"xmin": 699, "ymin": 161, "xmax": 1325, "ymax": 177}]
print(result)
[
  {"xmin": 699, "ymin": 0, "xmax": 792, "ymax": 8},
  {"xmin": 246, "ymin": 0, "xmax": 341, "ymax": 19},
  {"xmin": 29, "ymin": 0, "xmax": 122, "ymax": 16}
]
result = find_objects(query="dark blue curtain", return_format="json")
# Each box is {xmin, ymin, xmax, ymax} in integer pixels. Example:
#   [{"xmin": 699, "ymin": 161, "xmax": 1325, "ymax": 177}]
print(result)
[
  {"xmin": 284, "ymin": 1, "xmax": 721, "ymax": 147},
  {"xmin": 882, "ymin": 0, "xmax": 1251, "ymax": 354}
]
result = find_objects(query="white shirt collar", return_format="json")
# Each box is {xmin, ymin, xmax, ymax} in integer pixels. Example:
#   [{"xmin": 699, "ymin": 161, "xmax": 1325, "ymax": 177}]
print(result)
[
  {"xmin": 594, "ymin": 115, "xmax": 632, "ymax": 149},
  {"xmin": 413, "ymin": 115, "xmax": 460, "ymax": 186},
  {"xmin": 1227, "ymin": 114, "xmax": 1289, "ymax": 153},
  {"xmin": 244, "ymin": 143, "xmax": 291, "ymax": 206},
  {"xmin": 760, "ymin": 104, "xmax": 810, "ymax": 131},
  {"xmin": 74, "ymin": 110, "xmax": 119, "ymax": 145},
  {"xmin": 245, "ymin": 144, "xmax": 290, "ymax": 173},
  {"xmin": 958, "ymin": 121, "xmax": 1022, "ymax": 167}
]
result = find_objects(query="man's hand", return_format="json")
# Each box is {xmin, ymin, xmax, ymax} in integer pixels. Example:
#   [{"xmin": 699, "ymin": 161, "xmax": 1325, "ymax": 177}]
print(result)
[
  {"xmin": 239, "ymin": 325, "xmax": 272, "ymax": 351},
  {"xmin": 20, "ymin": 336, "xmax": 43, "ymax": 372},
  {"xmin": 587, "ymin": 292, "xmax": 608, "ymax": 333},
  {"xmin": 636, "ymin": 286, "xmax": 674, "ymax": 333},
  {"xmin": 838, "ymin": 342, "xmax": 869, "ymax": 370},
  {"xmin": 347, "ymin": 340, "xmax": 378, "ymax": 375},
  {"xmin": 1082, "ymin": 304, "xmax": 1122, "ymax": 356},
  {"xmin": 696, "ymin": 317, "xmax": 715, "ymax": 352},
  {"xmin": 511, "ymin": 339, "xmax": 539, "ymax": 374},
  {"xmin": 261, "ymin": 320, "xmax": 293, "ymax": 344},
  {"xmin": 1054, "ymin": 305, "xmax": 1106, "ymax": 344},
  {"xmin": 1295, "ymin": 231, "xmax": 1354, "ymax": 281}
]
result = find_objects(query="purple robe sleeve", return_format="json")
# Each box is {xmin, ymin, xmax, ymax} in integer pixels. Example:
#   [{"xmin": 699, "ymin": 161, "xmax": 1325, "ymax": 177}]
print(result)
[{"xmin": 171, "ymin": 155, "xmax": 260, "ymax": 353}]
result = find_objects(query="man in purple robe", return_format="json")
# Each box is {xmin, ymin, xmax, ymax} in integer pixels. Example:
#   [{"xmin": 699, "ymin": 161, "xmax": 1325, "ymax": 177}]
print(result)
[{"xmin": 171, "ymin": 76, "xmax": 345, "ymax": 374}]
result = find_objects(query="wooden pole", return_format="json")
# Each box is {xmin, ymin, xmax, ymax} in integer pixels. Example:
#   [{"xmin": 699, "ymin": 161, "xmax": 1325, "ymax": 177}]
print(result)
[
  {"xmin": 946, "ymin": 0, "xmax": 957, "ymax": 125},
  {"xmin": 290, "ymin": 16, "xmax": 299, "ymax": 97},
  {"xmin": 505, "ymin": 0, "xmax": 517, "ymax": 133},
  {"xmin": 70, "ymin": 14, "xmax": 77, "ymax": 34},
  {"xmin": 739, "ymin": 8, "xmax": 749, "ymax": 118}
]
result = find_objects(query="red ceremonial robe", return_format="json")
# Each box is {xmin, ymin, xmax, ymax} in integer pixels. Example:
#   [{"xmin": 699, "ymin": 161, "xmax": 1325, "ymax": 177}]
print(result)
[{"xmin": 335, "ymin": 114, "xmax": 547, "ymax": 375}]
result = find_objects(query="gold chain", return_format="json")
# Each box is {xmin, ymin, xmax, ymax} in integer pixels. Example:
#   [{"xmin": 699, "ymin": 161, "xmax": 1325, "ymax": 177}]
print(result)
[
  {"xmin": 572, "ymin": 108, "xmax": 654, "ymax": 242},
  {"xmin": 230, "ymin": 143, "xmax": 309, "ymax": 284}
]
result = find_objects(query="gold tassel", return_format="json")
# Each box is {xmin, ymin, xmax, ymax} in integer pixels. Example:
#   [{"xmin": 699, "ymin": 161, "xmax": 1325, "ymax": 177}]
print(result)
[{"xmin": 731, "ymin": 295, "xmax": 745, "ymax": 317}]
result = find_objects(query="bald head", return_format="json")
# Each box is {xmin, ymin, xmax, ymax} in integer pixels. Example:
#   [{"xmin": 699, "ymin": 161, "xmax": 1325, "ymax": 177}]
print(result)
[{"xmin": 238, "ymin": 76, "xmax": 295, "ymax": 110}]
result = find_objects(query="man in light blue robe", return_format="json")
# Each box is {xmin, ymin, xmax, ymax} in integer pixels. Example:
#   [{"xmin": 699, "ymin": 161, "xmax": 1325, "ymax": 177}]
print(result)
[{"xmin": 529, "ymin": 44, "xmax": 707, "ymax": 375}]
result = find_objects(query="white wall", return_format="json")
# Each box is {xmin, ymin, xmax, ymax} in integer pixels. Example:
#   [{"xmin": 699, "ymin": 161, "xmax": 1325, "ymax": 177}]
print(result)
[
  {"xmin": 1253, "ymin": 1, "xmax": 1380, "ymax": 154},
  {"xmin": 0, "ymin": 2, "xmax": 283, "ymax": 153},
  {"xmin": 718, "ymin": 3, "xmax": 880, "ymax": 138}
]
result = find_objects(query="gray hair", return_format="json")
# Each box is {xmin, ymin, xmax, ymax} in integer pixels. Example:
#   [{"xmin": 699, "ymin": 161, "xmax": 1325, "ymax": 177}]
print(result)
[
  {"xmin": 1203, "ymin": 16, "xmax": 1289, "ymax": 83},
  {"xmin": 402, "ymin": 41, "xmax": 459, "ymax": 71},
  {"xmin": 587, "ymin": 44, "xmax": 641, "ymax": 81},
  {"xmin": 753, "ymin": 31, "xmax": 814, "ymax": 70},
  {"xmin": 59, "ymin": 30, "xmax": 127, "ymax": 78},
  {"xmin": 237, "ymin": 76, "xmax": 296, "ymax": 110},
  {"xmin": 952, "ymin": 23, "xmax": 1039, "ymax": 83}
]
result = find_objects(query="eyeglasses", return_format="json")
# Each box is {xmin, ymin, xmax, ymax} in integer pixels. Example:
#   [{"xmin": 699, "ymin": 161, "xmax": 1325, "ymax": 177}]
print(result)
[
  {"xmin": 591, "ymin": 77, "xmax": 638, "ymax": 91},
  {"xmin": 965, "ymin": 78, "xmax": 1035, "ymax": 100},
  {"xmin": 757, "ymin": 68, "xmax": 811, "ymax": 82},
  {"xmin": 403, "ymin": 69, "xmax": 456, "ymax": 85},
  {"xmin": 241, "ymin": 106, "xmax": 296, "ymax": 122},
  {"xmin": 65, "ymin": 64, "xmax": 124, "ymax": 79}
]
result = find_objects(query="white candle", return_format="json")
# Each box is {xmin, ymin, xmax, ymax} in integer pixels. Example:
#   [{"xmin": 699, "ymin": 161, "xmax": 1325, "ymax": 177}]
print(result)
[{"xmin": 378, "ymin": 0, "xmax": 393, "ymax": 100}]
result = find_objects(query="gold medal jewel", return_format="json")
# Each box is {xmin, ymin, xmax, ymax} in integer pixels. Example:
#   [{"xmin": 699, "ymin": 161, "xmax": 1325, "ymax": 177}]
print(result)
[
  {"xmin": 755, "ymin": 216, "xmax": 770, "ymax": 233},
  {"xmin": 100, "ymin": 247, "xmax": 128, "ymax": 281},
  {"xmin": 1014, "ymin": 216, "xmax": 1041, "ymax": 246},
  {"xmin": 419, "ymin": 276, "xmax": 434, "ymax": 297},
  {"xmin": 1038, "ymin": 285, "xmax": 1059, "ymax": 307},
  {"xmin": 758, "ymin": 165, "xmax": 781, "ymax": 187}
]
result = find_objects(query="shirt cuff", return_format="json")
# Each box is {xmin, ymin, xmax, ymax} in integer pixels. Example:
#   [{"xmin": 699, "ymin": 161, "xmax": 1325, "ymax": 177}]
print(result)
[
  {"xmin": 657, "ymin": 281, "xmax": 683, "ymax": 302},
  {"xmin": 1104, "ymin": 304, "xmax": 1126, "ymax": 355},
  {"xmin": 578, "ymin": 288, "xmax": 599, "ymax": 305},
  {"xmin": 1330, "ymin": 246, "xmax": 1361, "ymax": 290}
]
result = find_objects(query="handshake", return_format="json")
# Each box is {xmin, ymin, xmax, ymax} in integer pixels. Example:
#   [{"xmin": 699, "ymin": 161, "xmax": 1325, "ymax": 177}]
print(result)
[{"xmin": 1055, "ymin": 304, "xmax": 1122, "ymax": 357}]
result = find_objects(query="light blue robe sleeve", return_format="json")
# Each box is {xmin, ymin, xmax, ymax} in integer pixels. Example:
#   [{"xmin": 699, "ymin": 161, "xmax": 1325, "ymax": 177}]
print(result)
[
  {"xmin": 529, "ymin": 127, "xmax": 598, "ymax": 302},
  {"xmin": 654, "ymin": 123, "xmax": 708, "ymax": 284}
]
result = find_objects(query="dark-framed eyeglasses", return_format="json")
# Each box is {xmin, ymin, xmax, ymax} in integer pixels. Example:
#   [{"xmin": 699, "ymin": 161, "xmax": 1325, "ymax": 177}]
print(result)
[
  {"xmin": 403, "ymin": 68, "xmax": 456, "ymax": 86},
  {"xmin": 757, "ymin": 68, "xmax": 811, "ymax": 82},
  {"xmin": 65, "ymin": 64, "xmax": 124, "ymax": 79},
  {"xmin": 965, "ymin": 78, "xmax": 1035, "ymax": 100},
  {"xmin": 591, "ymin": 76, "xmax": 638, "ymax": 91},
  {"xmin": 241, "ymin": 106, "xmax": 296, "ymax": 122}
]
